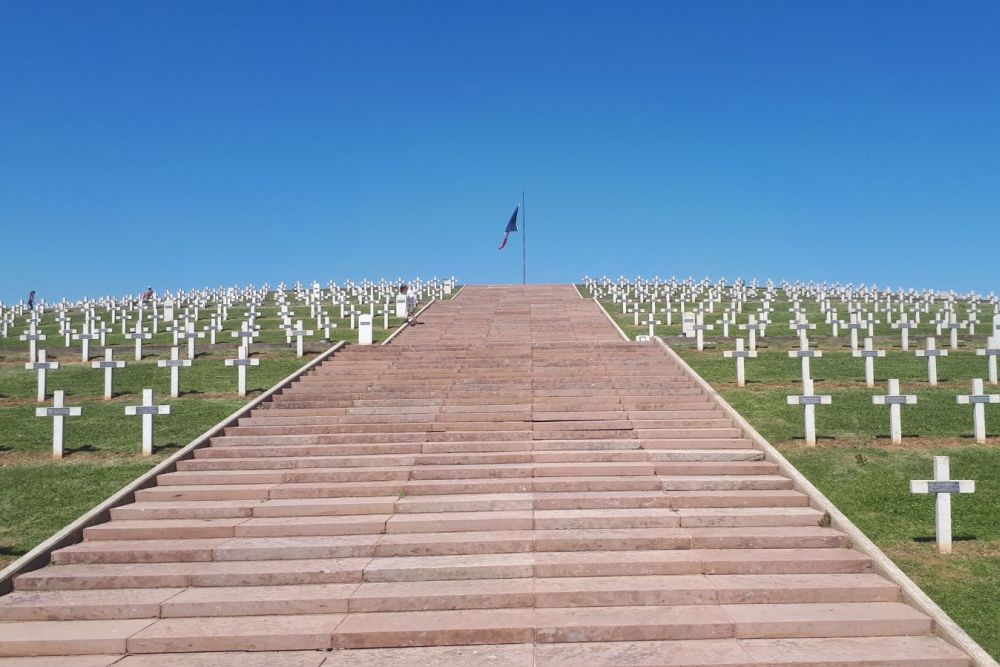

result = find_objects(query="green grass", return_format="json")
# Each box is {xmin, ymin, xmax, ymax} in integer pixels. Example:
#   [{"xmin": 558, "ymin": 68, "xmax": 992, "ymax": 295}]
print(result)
[
  {"xmin": 0, "ymin": 289, "xmax": 456, "ymax": 569},
  {"xmin": 587, "ymin": 287, "xmax": 1000, "ymax": 658}
]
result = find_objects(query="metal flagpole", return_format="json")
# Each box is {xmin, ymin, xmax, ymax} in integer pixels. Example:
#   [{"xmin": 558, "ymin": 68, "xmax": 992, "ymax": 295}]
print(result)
[{"xmin": 521, "ymin": 191, "xmax": 526, "ymax": 285}]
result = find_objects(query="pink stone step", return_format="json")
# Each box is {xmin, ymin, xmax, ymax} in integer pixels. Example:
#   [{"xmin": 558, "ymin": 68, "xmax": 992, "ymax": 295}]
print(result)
[
  {"xmin": 135, "ymin": 485, "xmax": 276, "ymax": 502},
  {"xmin": 251, "ymin": 497, "xmax": 398, "ymax": 518},
  {"xmin": 83, "ymin": 519, "xmax": 247, "ymax": 541},
  {"xmin": 0, "ymin": 588, "xmax": 182, "ymax": 621},
  {"xmin": 534, "ymin": 574, "xmax": 717, "ymax": 607},
  {"xmin": 233, "ymin": 515, "xmax": 390, "ymax": 538},
  {"xmin": 395, "ymin": 493, "xmax": 533, "ymax": 513},
  {"xmin": 111, "ymin": 501, "xmax": 259, "ymax": 521},
  {"xmin": 364, "ymin": 554, "xmax": 535, "ymax": 582},
  {"xmin": 320, "ymin": 643, "xmax": 533, "ymax": 667},
  {"xmin": 48, "ymin": 540, "xmax": 224, "ymax": 567},
  {"xmin": 533, "ymin": 491, "xmax": 672, "ymax": 510},
  {"xmin": 0, "ymin": 656, "xmax": 124, "ymax": 666},
  {"xmin": 330, "ymin": 608, "xmax": 533, "ymax": 648},
  {"xmin": 687, "ymin": 526, "xmax": 848, "ymax": 550},
  {"xmin": 349, "ymin": 578, "xmax": 533, "ymax": 612},
  {"xmin": 660, "ymin": 475, "xmax": 794, "ymax": 491},
  {"xmin": 212, "ymin": 536, "xmax": 380, "ymax": 561},
  {"xmin": 532, "ymin": 476, "xmax": 663, "ymax": 493},
  {"xmin": 535, "ymin": 604, "xmax": 731, "ymax": 642},
  {"xmin": 646, "ymin": 449, "xmax": 764, "ymax": 462},
  {"xmin": 0, "ymin": 618, "xmax": 155, "ymax": 656},
  {"xmin": 668, "ymin": 490, "xmax": 810, "ymax": 508},
  {"xmin": 724, "ymin": 601, "xmax": 931, "ymax": 638},
  {"xmin": 738, "ymin": 635, "xmax": 972, "ymax": 666},
  {"xmin": 127, "ymin": 614, "xmax": 340, "ymax": 653},
  {"xmin": 642, "ymin": 438, "xmax": 753, "ymax": 450},
  {"xmin": 655, "ymin": 462, "xmax": 779, "ymax": 476},
  {"xmin": 711, "ymin": 573, "xmax": 899, "ymax": 604},
  {"xmin": 160, "ymin": 584, "xmax": 357, "ymax": 617},
  {"xmin": 534, "ymin": 509, "xmax": 681, "ymax": 530},
  {"xmin": 533, "ymin": 637, "xmax": 753, "ymax": 666},
  {"xmin": 115, "ymin": 651, "xmax": 332, "ymax": 666},
  {"xmin": 677, "ymin": 507, "xmax": 824, "ymax": 528},
  {"xmin": 386, "ymin": 511, "xmax": 533, "ymax": 534},
  {"xmin": 533, "ymin": 528, "xmax": 691, "ymax": 552},
  {"xmin": 375, "ymin": 531, "xmax": 535, "ymax": 557},
  {"xmin": 16, "ymin": 559, "xmax": 365, "ymax": 591}
]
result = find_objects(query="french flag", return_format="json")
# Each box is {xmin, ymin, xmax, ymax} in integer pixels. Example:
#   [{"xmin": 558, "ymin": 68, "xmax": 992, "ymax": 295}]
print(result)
[{"xmin": 498, "ymin": 206, "xmax": 519, "ymax": 250}]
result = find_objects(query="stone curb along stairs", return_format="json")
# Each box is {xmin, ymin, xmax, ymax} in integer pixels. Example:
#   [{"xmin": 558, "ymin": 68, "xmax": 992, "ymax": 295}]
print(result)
[{"xmin": 0, "ymin": 285, "xmax": 988, "ymax": 665}]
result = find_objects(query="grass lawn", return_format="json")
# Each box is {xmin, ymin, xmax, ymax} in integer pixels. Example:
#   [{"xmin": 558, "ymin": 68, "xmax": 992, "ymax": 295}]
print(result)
[
  {"xmin": 585, "ymin": 285, "xmax": 1000, "ymax": 658},
  {"xmin": 0, "ymin": 289, "xmax": 456, "ymax": 570}
]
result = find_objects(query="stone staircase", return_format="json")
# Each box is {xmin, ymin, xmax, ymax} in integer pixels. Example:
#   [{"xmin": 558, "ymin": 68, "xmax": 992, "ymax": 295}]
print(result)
[{"xmin": 0, "ymin": 285, "xmax": 973, "ymax": 665}]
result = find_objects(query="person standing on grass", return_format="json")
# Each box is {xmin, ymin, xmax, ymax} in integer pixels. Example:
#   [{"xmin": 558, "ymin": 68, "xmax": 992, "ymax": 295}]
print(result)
[{"xmin": 27, "ymin": 290, "xmax": 35, "ymax": 310}]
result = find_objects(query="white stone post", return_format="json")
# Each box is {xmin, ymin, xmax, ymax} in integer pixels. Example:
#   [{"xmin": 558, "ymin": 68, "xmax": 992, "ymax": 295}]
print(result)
[{"xmin": 36, "ymin": 390, "xmax": 81, "ymax": 460}]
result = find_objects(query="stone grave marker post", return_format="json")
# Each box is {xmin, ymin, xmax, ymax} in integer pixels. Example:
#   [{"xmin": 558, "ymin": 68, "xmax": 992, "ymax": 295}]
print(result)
[
  {"xmin": 910, "ymin": 456, "xmax": 975, "ymax": 554},
  {"xmin": 125, "ymin": 388, "xmax": 171, "ymax": 457},
  {"xmin": 35, "ymin": 390, "xmax": 82, "ymax": 460}
]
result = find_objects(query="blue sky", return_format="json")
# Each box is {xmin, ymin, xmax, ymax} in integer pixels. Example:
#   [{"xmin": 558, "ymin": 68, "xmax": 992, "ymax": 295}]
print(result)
[{"xmin": 1, "ymin": 1, "xmax": 998, "ymax": 302}]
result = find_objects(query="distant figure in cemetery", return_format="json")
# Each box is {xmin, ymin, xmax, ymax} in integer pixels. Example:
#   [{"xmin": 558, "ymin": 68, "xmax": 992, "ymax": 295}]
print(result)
[
  {"xmin": 142, "ymin": 286, "xmax": 154, "ymax": 302},
  {"xmin": 27, "ymin": 290, "xmax": 35, "ymax": 309},
  {"xmin": 400, "ymin": 284, "xmax": 419, "ymax": 325}
]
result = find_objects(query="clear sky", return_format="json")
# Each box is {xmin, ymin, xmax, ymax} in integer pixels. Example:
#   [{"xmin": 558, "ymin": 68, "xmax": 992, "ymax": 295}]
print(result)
[{"xmin": 1, "ymin": 1, "xmax": 998, "ymax": 302}]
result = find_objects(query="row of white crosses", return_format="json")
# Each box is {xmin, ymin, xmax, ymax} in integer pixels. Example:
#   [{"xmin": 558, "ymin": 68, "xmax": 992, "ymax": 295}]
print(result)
[
  {"xmin": 25, "ymin": 344, "xmax": 258, "ymax": 402},
  {"xmin": 6, "ymin": 274, "xmax": 451, "ymax": 360},
  {"xmin": 585, "ymin": 276, "xmax": 997, "ymax": 352},
  {"xmin": 36, "ymin": 389, "xmax": 170, "ymax": 459}
]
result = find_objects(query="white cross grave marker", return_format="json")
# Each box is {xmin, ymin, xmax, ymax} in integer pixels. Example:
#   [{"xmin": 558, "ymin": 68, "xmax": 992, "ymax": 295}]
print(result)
[
  {"xmin": 125, "ymin": 388, "xmax": 170, "ymax": 456},
  {"xmin": 892, "ymin": 312, "xmax": 916, "ymax": 351},
  {"xmin": 723, "ymin": 338, "xmax": 756, "ymax": 387},
  {"xmin": 125, "ymin": 322, "xmax": 152, "ymax": 361},
  {"xmin": 788, "ymin": 341, "xmax": 823, "ymax": 385},
  {"xmin": 158, "ymin": 346, "xmax": 191, "ymax": 398},
  {"xmin": 852, "ymin": 337, "xmax": 886, "ymax": 388},
  {"xmin": 179, "ymin": 321, "xmax": 205, "ymax": 360},
  {"xmin": 692, "ymin": 313, "xmax": 714, "ymax": 351},
  {"xmin": 291, "ymin": 320, "xmax": 314, "ymax": 358},
  {"xmin": 956, "ymin": 378, "xmax": 999, "ymax": 444},
  {"xmin": 786, "ymin": 378, "xmax": 831, "ymax": 446},
  {"xmin": 910, "ymin": 456, "xmax": 975, "ymax": 554},
  {"xmin": 915, "ymin": 337, "xmax": 948, "ymax": 386},
  {"xmin": 73, "ymin": 326, "xmax": 97, "ymax": 362},
  {"xmin": 975, "ymin": 336, "xmax": 1000, "ymax": 385},
  {"xmin": 35, "ymin": 390, "xmax": 82, "ymax": 460},
  {"xmin": 19, "ymin": 321, "xmax": 47, "ymax": 363},
  {"xmin": 643, "ymin": 312, "xmax": 661, "ymax": 338},
  {"xmin": 26, "ymin": 350, "xmax": 59, "ymax": 402},
  {"xmin": 739, "ymin": 314, "xmax": 765, "ymax": 351},
  {"xmin": 91, "ymin": 348, "xmax": 126, "ymax": 400},
  {"xmin": 225, "ymin": 346, "xmax": 260, "ymax": 397},
  {"xmin": 872, "ymin": 379, "xmax": 917, "ymax": 445}
]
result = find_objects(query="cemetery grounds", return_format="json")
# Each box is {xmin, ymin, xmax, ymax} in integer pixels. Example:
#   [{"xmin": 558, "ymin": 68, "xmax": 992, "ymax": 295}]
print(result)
[
  {"xmin": 582, "ymin": 283, "xmax": 1000, "ymax": 659},
  {"xmin": 0, "ymin": 287, "xmax": 455, "ymax": 572}
]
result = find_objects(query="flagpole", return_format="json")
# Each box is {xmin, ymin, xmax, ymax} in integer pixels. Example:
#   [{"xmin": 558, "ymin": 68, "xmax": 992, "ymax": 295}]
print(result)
[{"xmin": 521, "ymin": 191, "xmax": 526, "ymax": 285}]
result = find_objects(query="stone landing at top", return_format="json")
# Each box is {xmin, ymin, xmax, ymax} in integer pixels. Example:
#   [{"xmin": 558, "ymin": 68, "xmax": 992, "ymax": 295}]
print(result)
[{"xmin": 401, "ymin": 285, "xmax": 623, "ymax": 344}]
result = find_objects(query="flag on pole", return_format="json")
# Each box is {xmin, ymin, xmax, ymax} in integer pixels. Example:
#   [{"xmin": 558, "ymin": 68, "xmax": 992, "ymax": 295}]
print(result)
[{"xmin": 498, "ymin": 206, "xmax": 519, "ymax": 250}]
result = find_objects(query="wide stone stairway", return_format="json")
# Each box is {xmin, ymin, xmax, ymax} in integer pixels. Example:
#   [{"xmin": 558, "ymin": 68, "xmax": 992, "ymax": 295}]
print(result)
[{"xmin": 0, "ymin": 286, "xmax": 973, "ymax": 665}]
